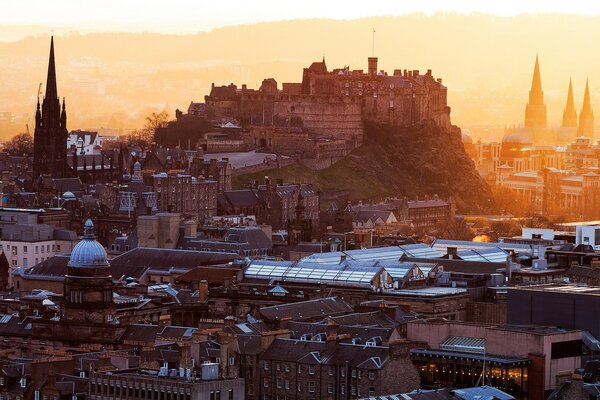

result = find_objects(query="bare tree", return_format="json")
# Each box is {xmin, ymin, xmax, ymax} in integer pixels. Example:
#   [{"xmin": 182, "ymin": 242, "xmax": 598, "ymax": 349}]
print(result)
[
  {"xmin": 126, "ymin": 110, "xmax": 170, "ymax": 152},
  {"xmin": 4, "ymin": 133, "xmax": 33, "ymax": 156}
]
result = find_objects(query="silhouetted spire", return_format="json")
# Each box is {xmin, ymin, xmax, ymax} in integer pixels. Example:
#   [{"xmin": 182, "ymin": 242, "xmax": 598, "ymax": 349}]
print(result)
[
  {"xmin": 45, "ymin": 36, "xmax": 57, "ymax": 101},
  {"xmin": 61, "ymin": 97, "xmax": 67, "ymax": 128},
  {"xmin": 531, "ymin": 54, "xmax": 542, "ymax": 94},
  {"xmin": 525, "ymin": 54, "xmax": 547, "ymax": 131},
  {"xmin": 35, "ymin": 97, "xmax": 41, "ymax": 127},
  {"xmin": 578, "ymin": 79, "xmax": 594, "ymax": 137},
  {"xmin": 563, "ymin": 78, "xmax": 578, "ymax": 128}
]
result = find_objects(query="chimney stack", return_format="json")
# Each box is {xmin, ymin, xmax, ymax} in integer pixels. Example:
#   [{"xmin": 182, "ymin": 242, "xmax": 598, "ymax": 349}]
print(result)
[{"xmin": 368, "ymin": 57, "xmax": 378, "ymax": 76}]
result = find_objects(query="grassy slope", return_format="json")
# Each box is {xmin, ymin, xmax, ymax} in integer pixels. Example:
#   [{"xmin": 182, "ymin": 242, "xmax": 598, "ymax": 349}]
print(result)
[{"xmin": 233, "ymin": 122, "xmax": 493, "ymax": 213}]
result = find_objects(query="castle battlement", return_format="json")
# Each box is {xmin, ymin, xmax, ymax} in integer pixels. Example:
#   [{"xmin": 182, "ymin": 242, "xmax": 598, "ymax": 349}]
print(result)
[{"xmin": 204, "ymin": 57, "xmax": 452, "ymax": 146}]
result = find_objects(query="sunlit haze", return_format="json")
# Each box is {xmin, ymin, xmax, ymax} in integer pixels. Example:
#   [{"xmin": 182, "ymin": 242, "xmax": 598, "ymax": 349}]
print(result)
[
  {"xmin": 4, "ymin": 0, "xmax": 600, "ymax": 34},
  {"xmin": 3, "ymin": 1, "xmax": 600, "ymax": 141}
]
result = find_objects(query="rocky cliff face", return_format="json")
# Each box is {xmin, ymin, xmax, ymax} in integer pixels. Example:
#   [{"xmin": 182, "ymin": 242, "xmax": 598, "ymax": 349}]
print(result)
[
  {"xmin": 332, "ymin": 121, "xmax": 494, "ymax": 212},
  {"xmin": 234, "ymin": 121, "xmax": 493, "ymax": 213}
]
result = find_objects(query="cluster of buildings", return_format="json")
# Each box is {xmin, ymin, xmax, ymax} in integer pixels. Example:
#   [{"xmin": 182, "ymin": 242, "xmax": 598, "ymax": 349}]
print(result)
[
  {"xmin": 169, "ymin": 55, "xmax": 453, "ymax": 169},
  {"xmin": 4, "ymin": 37, "xmax": 600, "ymax": 400},
  {"xmin": 463, "ymin": 56, "xmax": 600, "ymax": 217},
  {"xmin": 2, "ymin": 213, "xmax": 600, "ymax": 400}
]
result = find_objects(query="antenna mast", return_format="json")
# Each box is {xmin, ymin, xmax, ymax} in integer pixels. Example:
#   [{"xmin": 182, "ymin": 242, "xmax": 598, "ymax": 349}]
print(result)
[{"xmin": 372, "ymin": 28, "xmax": 376, "ymax": 56}]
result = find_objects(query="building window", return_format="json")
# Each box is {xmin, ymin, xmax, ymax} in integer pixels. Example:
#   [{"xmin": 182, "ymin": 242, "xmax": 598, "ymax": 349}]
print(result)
[
  {"xmin": 369, "ymin": 371, "xmax": 375, "ymax": 380},
  {"xmin": 308, "ymin": 382, "xmax": 315, "ymax": 393},
  {"xmin": 369, "ymin": 388, "xmax": 376, "ymax": 396},
  {"xmin": 328, "ymin": 366, "xmax": 334, "ymax": 376},
  {"xmin": 23, "ymin": 246, "xmax": 27, "ymax": 254},
  {"xmin": 276, "ymin": 379, "xmax": 282, "ymax": 388},
  {"xmin": 263, "ymin": 377, "xmax": 269, "ymax": 388},
  {"xmin": 263, "ymin": 361, "xmax": 269, "ymax": 370},
  {"xmin": 284, "ymin": 380, "xmax": 290, "ymax": 390},
  {"xmin": 23, "ymin": 258, "xmax": 28, "ymax": 268},
  {"xmin": 341, "ymin": 385, "xmax": 345, "ymax": 395},
  {"xmin": 308, "ymin": 365, "xmax": 315, "ymax": 375},
  {"xmin": 328, "ymin": 383, "xmax": 334, "ymax": 394}
]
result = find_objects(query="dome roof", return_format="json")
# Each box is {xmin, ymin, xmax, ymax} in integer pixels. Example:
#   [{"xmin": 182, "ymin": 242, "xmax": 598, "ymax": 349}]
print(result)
[
  {"xmin": 68, "ymin": 219, "xmax": 109, "ymax": 268},
  {"xmin": 502, "ymin": 134, "xmax": 531, "ymax": 144},
  {"xmin": 461, "ymin": 132, "xmax": 473, "ymax": 144}
]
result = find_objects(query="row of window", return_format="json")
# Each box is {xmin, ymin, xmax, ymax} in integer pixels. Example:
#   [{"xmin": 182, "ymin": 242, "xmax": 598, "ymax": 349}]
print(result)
[
  {"xmin": 260, "ymin": 380, "xmax": 376, "ymax": 397},
  {"xmin": 263, "ymin": 362, "xmax": 376, "ymax": 380},
  {"xmin": 0, "ymin": 243, "xmax": 60, "ymax": 255}
]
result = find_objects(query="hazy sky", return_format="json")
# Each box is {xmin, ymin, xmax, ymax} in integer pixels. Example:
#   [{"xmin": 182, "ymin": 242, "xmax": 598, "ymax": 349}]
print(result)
[{"xmin": 4, "ymin": 0, "xmax": 600, "ymax": 33}]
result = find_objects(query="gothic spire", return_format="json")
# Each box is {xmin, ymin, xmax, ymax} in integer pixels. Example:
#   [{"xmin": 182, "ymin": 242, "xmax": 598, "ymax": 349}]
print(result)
[
  {"xmin": 531, "ymin": 54, "xmax": 542, "ymax": 95},
  {"xmin": 45, "ymin": 36, "xmax": 57, "ymax": 101},
  {"xmin": 578, "ymin": 79, "xmax": 594, "ymax": 137},
  {"xmin": 563, "ymin": 78, "xmax": 578, "ymax": 128},
  {"xmin": 524, "ymin": 53, "xmax": 547, "ymax": 131}
]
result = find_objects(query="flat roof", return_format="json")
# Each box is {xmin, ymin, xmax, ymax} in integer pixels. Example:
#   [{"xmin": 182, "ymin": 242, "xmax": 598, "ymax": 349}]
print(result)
[
  {"xmin": 388, "ymin": 287, "xmax": 467, "ymax": 297},
  {"xmin": 509, "ymin": 283, "xmax": 600, "ymax": 296}
]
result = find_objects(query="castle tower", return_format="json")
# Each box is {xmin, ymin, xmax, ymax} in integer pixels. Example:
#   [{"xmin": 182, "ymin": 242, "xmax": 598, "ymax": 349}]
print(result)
[
  {"xmin": 524, "ymin": 55, "xmax": 547, "ymax": 133},
  {"xmin": 563, "ymin": 78, "xmax": 578, "ymax": 128},
  {"xmin": 33, "ymin": 36, "xmax": 69, "ymax": 182},
  {"xmin": 578, "ymin": 79, "xmax": 594, "ymax": 137},
  {"xmin": 62, "ymin": 219, "xmax": 115, "ymax": 324}
]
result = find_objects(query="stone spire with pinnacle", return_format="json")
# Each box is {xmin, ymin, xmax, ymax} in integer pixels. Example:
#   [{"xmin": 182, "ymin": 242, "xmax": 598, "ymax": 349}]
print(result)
[
  {"xmin": 563, "ymin": 78, "xmax": 578, "ymax": 128},
  {"xmin": 524, "ymin": 54, "xmax": 547, "ymax": 130},
  {"xmin": 45, "ymin": 36, "xmax": 57, "ymax": 101},
  {"xmin": 578, "ymin": 79, "xmax": 594, "ymax": 137},
  {"xmin": 33, "ymin": 36, "xmax": 69, "ymax": 182}
]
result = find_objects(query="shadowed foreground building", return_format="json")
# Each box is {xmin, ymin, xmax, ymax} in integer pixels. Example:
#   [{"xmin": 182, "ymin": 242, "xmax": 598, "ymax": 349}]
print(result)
[{"xmin": 407, "ymin": 319, "xmax": 582, "ymax": 400}]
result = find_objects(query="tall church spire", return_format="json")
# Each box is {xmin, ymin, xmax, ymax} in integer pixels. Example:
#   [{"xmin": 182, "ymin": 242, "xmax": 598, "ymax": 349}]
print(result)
[
  {"xmin": 32, "ymin": 36, "xmax": 69, "ymax": 184},
  {"xmin": 524, "ymin": 54, "xmax": 547, "ymax": 132},
  {"xmin": 578, "ymin": 79, "xmax": 594, "ymax": 137},
  {"xmin": 563, "ymin": 78, "xmax": 578, "ymax": 128},
  {"xmin": 531, "ymin": 54, "xmax": 542, "ymax": 94},
  {"xmin": 45, "ymin": 36, "xmax": 57, "ymax": 101}
]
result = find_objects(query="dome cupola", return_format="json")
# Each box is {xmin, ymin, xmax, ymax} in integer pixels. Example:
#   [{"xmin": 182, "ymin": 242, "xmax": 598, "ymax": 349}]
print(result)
[{"xmin": 68, "ymin": 219, "xmax": 108, "ymax": 268}]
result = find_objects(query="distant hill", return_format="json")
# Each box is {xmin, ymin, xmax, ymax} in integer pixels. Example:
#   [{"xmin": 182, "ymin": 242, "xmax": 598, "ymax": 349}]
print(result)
[
  {"xmin": 2, "ymin": 14, "xmax": 600, "ymax": 139},
  {"xmin": 233, "ymin": 122, "xmax": 492, "ymax": 213}
]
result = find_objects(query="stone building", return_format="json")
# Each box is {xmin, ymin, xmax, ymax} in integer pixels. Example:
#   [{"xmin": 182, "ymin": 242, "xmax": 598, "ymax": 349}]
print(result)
[
  {"xmin": 62, "ymin": 219, "xmax": 115, "ymax": 324},
  {"xmin": 152, "ymin": 171, "xmax": 218, "ymax": 220},
  {"xmin": 218, "ymin": 179, "xmax": 320, "ymax": 232},
  {"xmin": 258, "ymin": 338, "xmax": 420, "ymax": 400},
  {"xmin": 204, "ymin": 57, "xmax": 452, "ymax": 148},
  {"xmin": 190, "ymin": 157, "xmax": 232, "ymax": 193}
]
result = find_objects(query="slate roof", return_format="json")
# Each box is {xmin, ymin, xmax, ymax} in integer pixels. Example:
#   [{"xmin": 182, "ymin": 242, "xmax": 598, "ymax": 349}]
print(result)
[
  {"xmin": 236, "ymin": 335, "xmax": 263, "ymax": 356},
  {"xmin": 354, "ymin": 210, "xmax": 396, "ymax": 223},
  {"xmin": 111, "ymin": 248, "xmax": 240, "ymax": 271},
  {"xmin": 330, "ymin": 311, "xmax": 400, "ymax": 328},
  {"xmin": 288, "ymin": 321, "xmax": 393, "ymax": 342},
  {"xmin": 259, "ymin": 297, "xmax": 353, "ymax": 322},
  {"xmin": 174, "ymin": 266, "xmax": 240, "ymax": 284},
  {"xmin": 261, "ymin": 338, "xmax": 388, "ymax": 369},
  {"xmin": 219, "ymin": 190, "xmax": 262, "ymax": 208},
  {"xmin": 120, "ymin": 324, "xmax": 161, "ymax": 343},
  {"xmin": 178, "ymin": 226, "xmax": 272, "ymax": 254}
]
